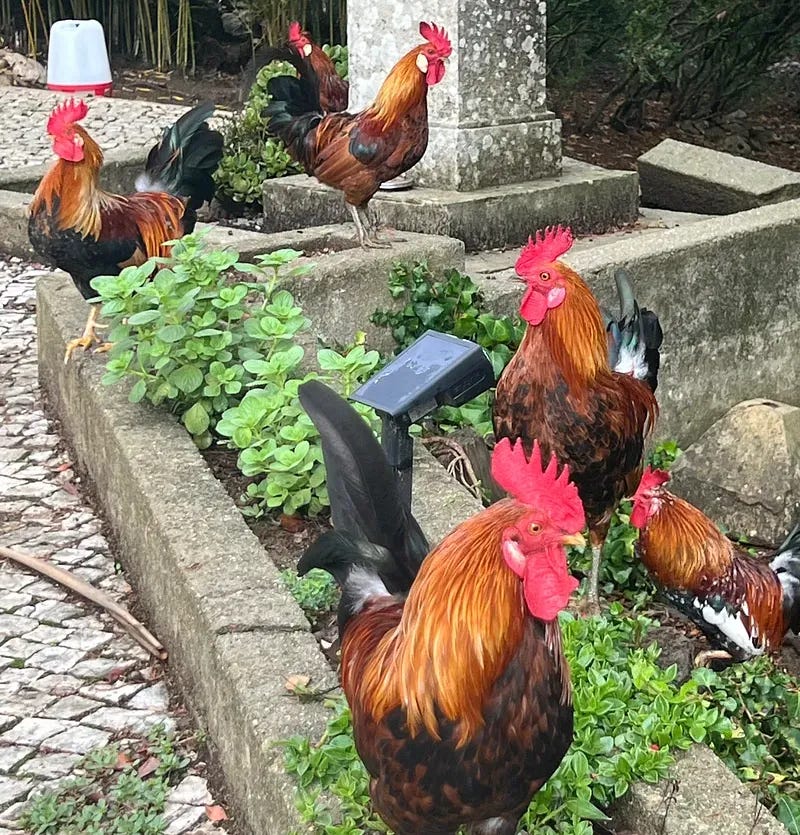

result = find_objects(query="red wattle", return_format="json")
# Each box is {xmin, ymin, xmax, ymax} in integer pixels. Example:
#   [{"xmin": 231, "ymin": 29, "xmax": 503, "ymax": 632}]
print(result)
[
  {"xmin": 523, "ymin": 549, "xmax": 579, "ymax": 621},
  {"xmin": 520, "ymin": 287, "xmax": 548, "ymax": 325}
]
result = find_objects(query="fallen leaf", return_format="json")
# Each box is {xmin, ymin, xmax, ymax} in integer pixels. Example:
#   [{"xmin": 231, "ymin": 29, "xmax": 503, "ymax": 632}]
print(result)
[
  {"xmin": 137, "ymin": 755, "xmax": 160, "ymax": 778},
  {"xmin": 56, "ymin": 462, "xmax": 73, "ymax": 472},
  {"xmin": 285, "ymin": 674, "xmax": 311, "ymax": 693},
  {"xmin": 114, "ymin": 751, "xmax": 132, "ymax": 770},
  {"xmin": 280, "ymin": 514, "xmax": 305, "ymax": 533},
  {"xmin": 206, "ymin": 805, "xmax": 228, "ymax": 822},
  {"xmin": 61, "ymin": 481, "xmax": 80, "ymax": 496}
]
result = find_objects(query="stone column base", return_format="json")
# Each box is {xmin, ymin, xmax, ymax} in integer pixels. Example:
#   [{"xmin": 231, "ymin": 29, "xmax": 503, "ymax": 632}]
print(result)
[{"xmin": 415, "ymin": 114, "xmax": 562, "ymax": 191}]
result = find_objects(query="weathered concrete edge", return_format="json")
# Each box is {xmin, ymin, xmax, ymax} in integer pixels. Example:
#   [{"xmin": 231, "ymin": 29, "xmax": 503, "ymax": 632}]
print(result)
[
  {"xmin": 36, "ymin": 274, "xmax": 338, "ymax": 835},
  {"xmin": 612, "ymin": 745, "xmax": 787, "ymax": 835},
  {"xmin": 0, "ymin": 146, "xmax": 150, "ymax": 196}
]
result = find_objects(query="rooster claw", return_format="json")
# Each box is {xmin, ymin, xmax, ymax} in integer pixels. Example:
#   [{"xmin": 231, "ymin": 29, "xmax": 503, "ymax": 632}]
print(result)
[
  {"xmin": 693, "ymin": 649, "xmax": 733, "ymax": 668},
  {"xmin": 63, "ymin": 336, "xmax": 96, "ymax": 364}
]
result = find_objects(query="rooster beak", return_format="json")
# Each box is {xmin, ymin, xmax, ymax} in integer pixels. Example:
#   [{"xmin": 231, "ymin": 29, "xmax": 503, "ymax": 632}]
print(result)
[{"xmin": 562, "ymin": 532, "xmax": 586, "ymax": 548}]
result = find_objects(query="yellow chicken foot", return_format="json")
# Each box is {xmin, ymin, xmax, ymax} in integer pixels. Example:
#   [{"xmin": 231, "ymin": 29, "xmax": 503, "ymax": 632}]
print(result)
[
  {"xmin": 63, "ymin": 305, "xmax": 106, "ymax": 364},
  {"xmin": 693, "ymin": 649, "xmax": 733, "ymax": 668}
]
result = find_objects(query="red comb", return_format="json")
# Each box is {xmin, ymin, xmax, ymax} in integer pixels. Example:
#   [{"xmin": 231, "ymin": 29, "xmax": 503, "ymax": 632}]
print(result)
[
  {"xmin": 492, "ymin": 438, "xmax": 585, "ymax": 533},
  {"xmin": 636, "ymin": 466, "xmax": 671, "ymax": 494},
  {"xmin": 47, "ymin": 98, "xmax": 88, "ymax": 136},
  {"xmin": 419, "ymin": 21, "xmax": 452, "ymax": 57},
  {"xmin": 515, "ymin": 225, "xmax": 574, "ymax": 276},
  {"xmin": 288, "ymin": 21, "xmax": 305, "ymax": 44}
]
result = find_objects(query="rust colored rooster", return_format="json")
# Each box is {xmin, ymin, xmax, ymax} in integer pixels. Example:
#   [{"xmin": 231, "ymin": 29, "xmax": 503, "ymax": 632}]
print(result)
[
  {"xmin": 630, "ymin": 467, "xmax": 800, "ymax": 666},
  {"xmin": 493, "ymin": 227, "xmax": 661, "ymax": 615},
  {"xmin": 297, "ymin": 379, "xmax": 585, "ymax": 835},
  {"xmin": 28, "ymin": 98, "xmax": 222, "ymax": 362},
  {"xmin": 264, "ymin": 21, "xmax": 451, "ymax": 247}
]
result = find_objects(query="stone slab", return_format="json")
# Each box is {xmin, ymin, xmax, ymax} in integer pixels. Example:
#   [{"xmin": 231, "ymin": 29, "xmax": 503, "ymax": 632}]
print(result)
[
  {"xmin": 638, "ymin": 138, "xmax": 800, "ymax": 214},
  {"xmin": 262, "ymin": 158, "xmax": 639, "ymax": 251},
  {"xmin": 476, "ymin": 199, "xmax": 800, "ymax": 446},
  {"xmin": 35, "ymin": 275, "xmax": 338, "ymax": 835},
  {"xmin": 613, "ymin": 745, "xmax": 787, "ymax": 835},
  {"xmin": 0, "ymin": 191, "xmax": 34, "ymax": 259},
  {"xmin": 670, "ymin": 399, "xmax": 800, "ymax": 542}
]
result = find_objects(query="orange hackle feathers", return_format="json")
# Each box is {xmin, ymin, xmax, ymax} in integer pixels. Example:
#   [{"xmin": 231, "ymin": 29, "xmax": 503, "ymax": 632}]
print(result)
[
  {"xmin": 419, "ymin": 21, "xmax": 452, "ymax": 57},
  {"xmin": 47, "ymin": 97, "xmax": 89, "ymax": 136},
  {"xmin": 492, "ymin": 438, "xmax": 585, "ymax": 533},
  {"xmin": 344, "ymin": 499, "xmax": 530, "ymax": 747},
  {"xmin": 516, "ymin": 225, "xmax": 574, "ymax": 277}
]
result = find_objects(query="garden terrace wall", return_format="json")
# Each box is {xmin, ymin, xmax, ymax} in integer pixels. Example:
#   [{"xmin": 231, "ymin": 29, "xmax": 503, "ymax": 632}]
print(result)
[
  {"xmin": 35, "ymin": 272, "xmax": 789, "ymax": 835},
  {"xmin": 476, "ymin": 199, "xmax": 800, "ymax": 446}
]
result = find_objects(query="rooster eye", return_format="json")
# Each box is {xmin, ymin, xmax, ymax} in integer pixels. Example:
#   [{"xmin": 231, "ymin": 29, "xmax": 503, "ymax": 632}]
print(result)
[
  {"xmin": 528, "ymin": 523, "xmax": 541, "ymax": 534},
  {"xmin": 540, "ymin": 271, "xmax": 550, "ymax": 281}
]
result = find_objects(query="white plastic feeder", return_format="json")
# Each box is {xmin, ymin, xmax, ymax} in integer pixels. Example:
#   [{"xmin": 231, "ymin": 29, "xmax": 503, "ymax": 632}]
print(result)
[{"xmin": 47, "ymin": 19, "xmax": 113, "ymax": 96}]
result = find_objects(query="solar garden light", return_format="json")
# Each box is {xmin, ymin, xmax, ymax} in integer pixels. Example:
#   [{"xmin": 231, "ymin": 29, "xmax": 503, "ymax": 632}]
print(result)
[{"xmin": 351, "ymin": 330, "xmax": 496, "ymax": 507}]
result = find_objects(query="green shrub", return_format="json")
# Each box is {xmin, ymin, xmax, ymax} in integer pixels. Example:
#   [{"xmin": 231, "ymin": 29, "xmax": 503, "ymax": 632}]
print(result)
[
  {"xmin": 20, "ymin": 726, "xmax": 190, "ymax": 835},
  {"xmin": 93, "ymin": 235, "xmax": 379, "ymax": 518},
  {"xmin": 93, "ymin": 237, "xmax": 312, "ymax": 450},
  {"xmin": 372, "ymin": 262, "xmax": 524, "ymax": 438},
  {"xmin": 282, "ymin": 608, "xmax": 731, "ymax": 834},
  {"xmin": 215, "ymin": 44, "xmax": 349, "ymax": 210},
  {"xmin": 281, "ymin": 567, "xmax": 340, "ymax": 626},
  {"xmin": 696, "ymin": 659, "xmax": 800, "ymax": 834}
]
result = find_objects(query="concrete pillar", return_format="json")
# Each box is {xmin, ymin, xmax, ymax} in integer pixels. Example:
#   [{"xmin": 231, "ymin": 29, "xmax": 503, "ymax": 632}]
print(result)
[{"xmin": 347, "ymin": 0, "xmax": 562, "ymax": 191}]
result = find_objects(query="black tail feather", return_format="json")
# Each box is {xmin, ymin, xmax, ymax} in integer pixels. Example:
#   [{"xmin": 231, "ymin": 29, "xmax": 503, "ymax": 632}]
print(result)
[
  {"xmin": 262, "ymin": 47, "xmax": 323, "ymax": 169},
  {"xmin": 299, "ymin": 530, "xmax": 401, "ymax": 636},
  {"xmin": 605, "ymin": 269, "xmax": 663, "ymax": 393},
  {"xmin": 772, "ymin": 519, "xmax": 800, "ymax": 634},
  {"xmin": 298, "ymin": 380, "xmax": 429, "ymax": 594},
  {"xmin": 138, "ymin": 102, "xmax": 223, "ymax": 208}
]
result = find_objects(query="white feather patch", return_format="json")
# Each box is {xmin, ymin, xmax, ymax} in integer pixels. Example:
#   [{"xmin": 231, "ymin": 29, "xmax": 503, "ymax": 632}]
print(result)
[
  {"xmin": 693, "ymin": 597, "xmax": 764, "ymax": 656},
  {"xmin": 346, "ymin": 566, "xmax": 389, "ymax": 613},
  {"xmin": 614, "ymin": 342, "xmax": 649, "ymax": 380},
  {"xmin": 135, "ymin": 173, "xmax": 166, "ymax": 194}
]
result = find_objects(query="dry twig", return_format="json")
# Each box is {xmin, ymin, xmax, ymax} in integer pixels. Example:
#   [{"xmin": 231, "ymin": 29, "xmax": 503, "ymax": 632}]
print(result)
[{"xmin": 0, "ymin": 545, "xmax": 167, "ymax": 661}]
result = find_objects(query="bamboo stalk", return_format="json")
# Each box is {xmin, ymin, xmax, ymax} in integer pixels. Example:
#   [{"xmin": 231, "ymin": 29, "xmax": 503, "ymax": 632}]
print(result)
[{"xmin": 0, "ymin": 545, "xmax": 168, "ymax": 662}]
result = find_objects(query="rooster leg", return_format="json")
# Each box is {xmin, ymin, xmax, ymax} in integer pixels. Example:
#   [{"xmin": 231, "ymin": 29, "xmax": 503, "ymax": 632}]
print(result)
[
  {"xmin": 64, "ymin": 305, "xmax": 106, "ymax": 364},
  {"xmin": 347, "ymin": 203, "xmax": 376, "ymax": 248},
  {"xmin": 366, "ymin": 204, "xmax": 408, "ymax": 245},
  {"xmin": 577, "ymin": 531, "xmax": 603, "ymax": 617},
  {"xmin": 354, "ymin": 205, "xmax": 392, "ymax": 249},
  {"xmin": 693, "ymin": 649, "xmax": 733, "ymax": 668}
]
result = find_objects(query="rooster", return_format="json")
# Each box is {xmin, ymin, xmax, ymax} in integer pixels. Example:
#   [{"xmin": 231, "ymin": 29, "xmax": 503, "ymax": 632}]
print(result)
[
  {"xmin": 297, "ymin": 379, "xmax": 585, "ymax": 835},
  {"xmin": 630, "ymin": 467, "xmax": 800, "ymax": 666},
  {"xmin": 493, "ymin": 227, "xmax": 661, "ymax": 615},
  {"xmin": 243, "ymin": 22, "xmax": 349, "ymax": 114},
  {"xmin": 28, "ymin": 98, "xmax": 223, "ymax": 362},
  {"xmin": 264, "ymin": 21, "xmax": 450, "ymax": 248}
]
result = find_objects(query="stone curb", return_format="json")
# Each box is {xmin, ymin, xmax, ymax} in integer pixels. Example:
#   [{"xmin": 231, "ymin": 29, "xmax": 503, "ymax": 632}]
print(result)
[
  {"xmin": 475, "ymin": 198, "xmax": 800, "ymax": 446},
  {"xmin": 36, "ymin": 273, "xmax": 339, "ymax": 834},
  {"xmin": 638, "ymin": 138, "xmax": 800, "ymax": 215}
]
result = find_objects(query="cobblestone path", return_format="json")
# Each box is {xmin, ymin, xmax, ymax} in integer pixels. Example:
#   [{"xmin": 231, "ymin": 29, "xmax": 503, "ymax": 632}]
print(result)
[{"xmin": 0, "ymin": 256, "xmax": 226, "ymax": 833}]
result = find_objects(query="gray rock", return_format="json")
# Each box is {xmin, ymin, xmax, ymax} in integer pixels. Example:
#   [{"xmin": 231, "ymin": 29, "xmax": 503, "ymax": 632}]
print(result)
[
  {"xmin": 45, "ymin": 725, "xmax": 110, "ymax": 754},
  {"xmin": 26, "ymin": 645, "xmax": 86, "ymax": 674},
  {"xmin": 613, "ymin": 744, "xmax": 787, "ymax": 834},
  {"xmin": 17, "ymin": 751, "xmax": 81, "ymax": 779},
  {"xmin": 1, "ymin": 717, "xmax": 66, "ymax": 746},
  {"xmin": 128, "ymin": 682, "xmax": 169, "ymax": 713},
  {"xmin": 638, "ymin": 138, "xmax": 800, "ymax": 214},
  {"xmin": 670, "ymin": 399, "xmax": 800, "ymax": 543},
  {"xmin": 0, "ymin": 776, "xmax": 31, "ymax": 807},
  {"xmin": 0, "ymin": 745, "xmax": 34, "ymax": 775},
  {"xmin": 42, "ymin": 695, "xmax": 102, "ymax": 721},
  {"xmin": 84, "ymin": 707, "xmax": 175, "ymax": 736},
  {"xmin": 167, "ymin": 775, "xmax": 213, "ymax": 807}
]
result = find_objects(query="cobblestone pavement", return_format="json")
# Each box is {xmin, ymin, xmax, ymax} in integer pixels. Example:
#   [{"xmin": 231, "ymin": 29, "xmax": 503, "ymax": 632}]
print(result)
[
  {"xmin": 0, "ymin": 88, "xmax": 190, "ymax": 171},
  {"xmin": 0, "ymin": 88, "xmax": 229, "ymax": 175},
  {"xmin": 0, "ymin": 256, "xmax": 227, "ymax": 833}
]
